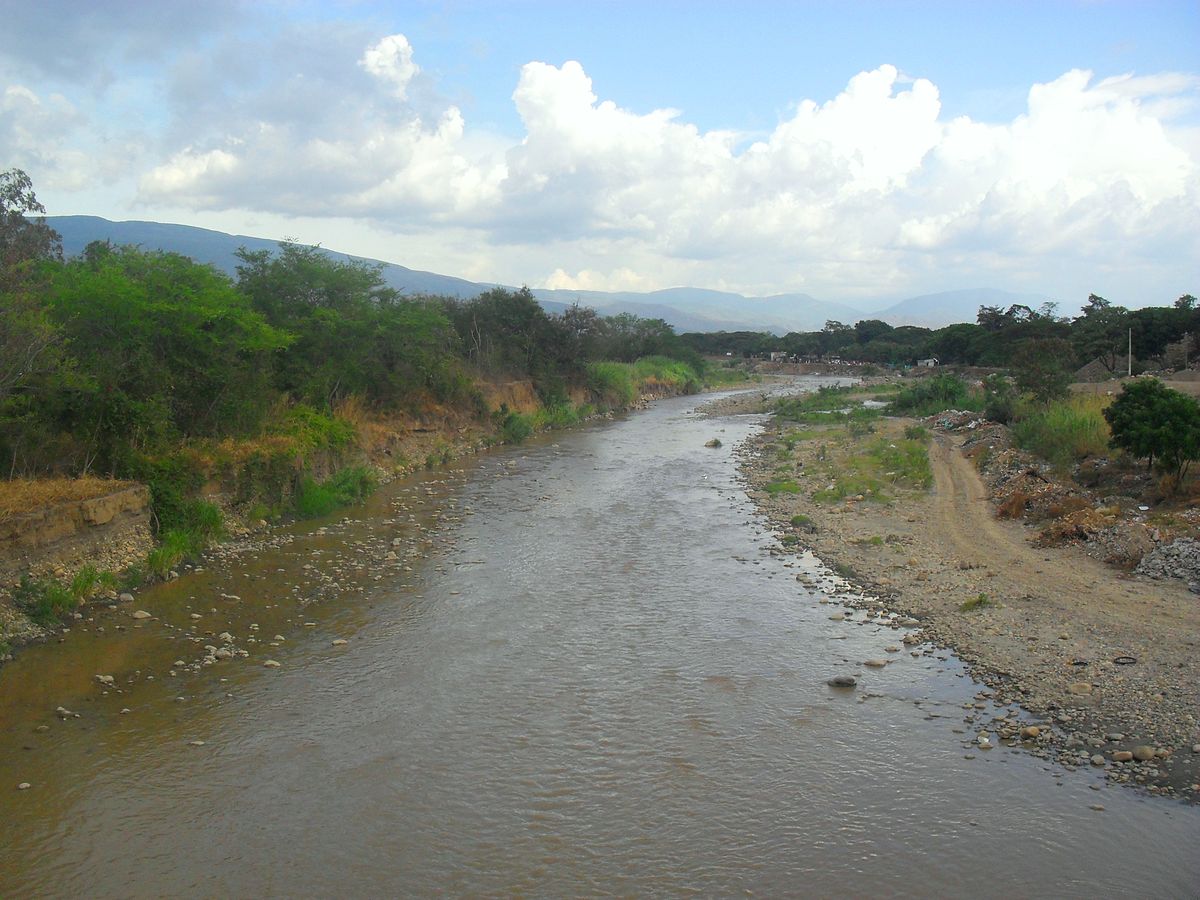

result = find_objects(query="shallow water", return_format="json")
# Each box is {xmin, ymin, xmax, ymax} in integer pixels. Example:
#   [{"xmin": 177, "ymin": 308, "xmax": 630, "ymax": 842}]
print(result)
[{"xmin": 2, "ymin": 385, "xmax": 1198, "ymax": 897}]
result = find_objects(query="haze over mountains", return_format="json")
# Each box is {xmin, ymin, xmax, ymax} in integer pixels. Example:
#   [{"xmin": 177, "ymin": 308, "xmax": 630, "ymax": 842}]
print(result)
[{"xmin": 49, "ymin": 216, "xmax": 1063, "ymax": 333}]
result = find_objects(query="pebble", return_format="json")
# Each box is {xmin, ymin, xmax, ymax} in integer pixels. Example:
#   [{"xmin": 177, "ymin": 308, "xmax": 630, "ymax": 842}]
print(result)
[
  {"xmin": 263, "ymin": 660, "xmax": 281, "ymax": 668},
  {"xmin": 118, "ymin": 593, "xmax": 134, "ymax": 604},
  {"xmin": 1113, "ymin": 751, "xmax": 1133, "ymax": 762},
  {"xmin": 188, "ymin": 740, "xmax": 206, "ymax": 747},
  {"xmin": 1090, "ymin": 804, "xmax": 1105, "ymax": 812},
  {"xmin": 1090, "ymin": 754, "xmax": 1106, "ymax": 767},
  {"xmin": 1067, "ymin": 682, "xmax": 1093, "ymax": 695},
  {"xmin": 17, "ymin": 782, "xmax": 31, "ymax": 791},
  {"xmin": 1132, "ymin": 746, "xmax": 1156, "ymax": 762},
  {"xmin": 131, "ymin": 610, "xmax": 152, "ymax": 620},
  {"xmin": 331, "ymin": 639, "xmax": 348, "ymax": 646},
  {"xmin": 94, "ymin": 675, "xmax": 114, "ymax": 686},
  {"xmin": 827, "ymin": 675, "xmax": 857, "ymax": 688},
  {"xmin": 1020, "ymin": 726, "xmax": 1041, "ymax": 739}
]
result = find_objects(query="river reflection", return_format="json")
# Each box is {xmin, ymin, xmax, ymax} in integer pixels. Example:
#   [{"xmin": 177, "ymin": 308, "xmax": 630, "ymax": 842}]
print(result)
[{"xmin": 1, "ymin": 383, "xmax": 1198, "ymax": 897}]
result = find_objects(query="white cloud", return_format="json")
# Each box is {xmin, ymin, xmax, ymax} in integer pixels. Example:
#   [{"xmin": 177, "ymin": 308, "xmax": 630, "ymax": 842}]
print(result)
[
  {"xmin": 360, "ymin": 34, "xmax": 419, "ymax": 100},
  {"xmin": 24, "ymin": 20, "xmax": 1193, "ymax": 302}
]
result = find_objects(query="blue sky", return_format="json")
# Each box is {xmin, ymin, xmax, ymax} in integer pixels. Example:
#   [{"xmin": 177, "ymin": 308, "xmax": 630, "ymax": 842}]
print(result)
[{"xmin": 2, "ymin": 1, "xmax": 1197, "ymax": 307}]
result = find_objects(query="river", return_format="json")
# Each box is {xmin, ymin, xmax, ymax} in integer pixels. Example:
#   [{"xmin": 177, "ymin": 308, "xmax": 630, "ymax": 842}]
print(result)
[{"xmin": 1, "ymin": 384, "xmax": 1198, "ymax": 897}]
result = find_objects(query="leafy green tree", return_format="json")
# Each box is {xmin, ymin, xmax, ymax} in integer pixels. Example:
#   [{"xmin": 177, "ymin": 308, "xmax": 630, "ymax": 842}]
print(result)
[
  {"xmin": 1072, "ymin": 293, "xmax": 1130, "ymax": 374},
  {"xmin": 1011, "ymin": 337, "xmax": 1074, "ymax": 402},
  {"xmin": 0, "ymin": 168, "xmax": 65, "ymax": 405},
  {"xmin": 237, "ymin": 243, "xmax": 461, "ymax": 409},
  {"xmin": 1103, "ymin": 378, "xmax": 1200, "ymax": 480},
  {"xmin": 45, "ymin": 244, "xmax": 289, "ymax": 468}
]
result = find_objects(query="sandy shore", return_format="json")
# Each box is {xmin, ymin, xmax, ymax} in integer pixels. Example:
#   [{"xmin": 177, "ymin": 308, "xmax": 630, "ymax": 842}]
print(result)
[{"xmin": 708, "ymin": 391, "xmax": 1200, "ymax": 799}]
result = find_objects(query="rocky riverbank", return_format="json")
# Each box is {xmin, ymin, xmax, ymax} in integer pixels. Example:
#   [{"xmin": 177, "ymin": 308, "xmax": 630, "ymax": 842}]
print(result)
[{"xmin": 714, "ymin": 391, "xmax": 1200, "ymax": 799}]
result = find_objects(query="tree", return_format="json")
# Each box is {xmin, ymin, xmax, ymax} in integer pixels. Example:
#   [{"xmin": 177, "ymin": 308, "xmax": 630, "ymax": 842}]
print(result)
[
  {"xmin": 0, "ymin": 168, "xmax": 65, "ymax": 405},
  {"xmin": 1011, "ymin": 338, "xmax": 1074, "ymax": 402},
  {"xmin": 1072, "ymin": 294, "xmax": 1129, "ymax": 374},
  {"xmin": 1103, "ymin": 379, "xmax": 1200, "ymax": 481}
]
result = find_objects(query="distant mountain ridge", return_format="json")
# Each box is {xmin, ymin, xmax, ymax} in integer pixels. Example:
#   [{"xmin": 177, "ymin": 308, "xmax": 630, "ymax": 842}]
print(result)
[{"xmin": 47, "ymin": 216, "xmax": 1059, "ymax": 332}]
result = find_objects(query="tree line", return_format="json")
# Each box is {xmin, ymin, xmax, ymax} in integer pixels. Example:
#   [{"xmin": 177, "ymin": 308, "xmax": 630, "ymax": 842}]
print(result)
[
  {"xmin": 682, "ymin": 295, "xmax": 1199, "ymax": 373},
  {"xmin": 0, "ymin": 169, "xmax": 703, "ymax": 479}
]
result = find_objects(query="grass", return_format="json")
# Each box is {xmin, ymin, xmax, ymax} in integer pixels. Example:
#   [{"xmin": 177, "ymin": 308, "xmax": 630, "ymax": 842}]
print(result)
[
  {"xmin": 765, "ymin": 480, "xmax": 801, "ymax": 494},
  {"xmin": 13, "ymin": 564, "xmax": 120, "ymax": 626},
  {"xmin": 960, "ymin": 592, "xmax": 992, "ymax": 612},
  {"xmin": 1011, "ymin": 394, "xmax": 1111, "ymax": 470},
  {"xmin": 293, "ymin": 466, "xmax": 377, "ymax": 519},
  {"xmin": 0, "ymin": 476, "xmax": 138, "ymax": 523},
  {"xmin": 812, "ymin": 473, "xmax": 889, "ymax": 504},
  {"xmin": 790, "ymin": 513, "xmax": 812, "ymax": 527}
]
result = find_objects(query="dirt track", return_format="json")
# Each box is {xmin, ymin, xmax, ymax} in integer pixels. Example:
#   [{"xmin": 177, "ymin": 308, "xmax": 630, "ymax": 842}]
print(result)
[{"xmin": 739, "ymin": 415, "xmax": 1200, "ymax": 796}]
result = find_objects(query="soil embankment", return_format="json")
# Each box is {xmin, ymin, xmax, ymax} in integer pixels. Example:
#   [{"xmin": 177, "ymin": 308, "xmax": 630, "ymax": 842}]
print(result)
[{"xmin": 721, "ymin": 393, "xmax": 1200, "ymax": 798}]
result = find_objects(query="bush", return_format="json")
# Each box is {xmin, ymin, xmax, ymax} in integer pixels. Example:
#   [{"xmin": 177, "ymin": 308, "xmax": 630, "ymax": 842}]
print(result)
[
  {"xmin": 499, "ymin": 410, "xmax": 534, "ymax": 445},
  {"xmin": 1103, "ymin": 378, "xmax": 1200, "ymax": 481},
  {"xmin": 982, "ymin": 374, "xmax": 1017, "ymax": 424},
  {"xmin": 585, "ymin": 362, "xmax": 636, "ymax": 407},
  {"xmin": 13, "ymin": 576, "xmax": 77, "ymax": 626},
  {"xmin": 294, "ymin": 465, "xmax": 377, "ymax": 518},
  {"xmin": 888, "ymin": 374, "xmax": 977, "ymax": 416}
]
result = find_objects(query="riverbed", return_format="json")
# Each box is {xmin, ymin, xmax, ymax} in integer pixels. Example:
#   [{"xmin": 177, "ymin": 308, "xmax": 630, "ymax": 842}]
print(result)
[{"xmin": 2, "ymin": 385, "xmax": 1198, "ymax": 896}]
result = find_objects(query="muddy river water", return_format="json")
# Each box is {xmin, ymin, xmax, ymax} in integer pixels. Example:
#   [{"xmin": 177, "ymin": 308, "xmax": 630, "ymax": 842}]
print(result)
[{"xmin": 2, "ymin": 386, "xmax": 1198, "ymax": 897}]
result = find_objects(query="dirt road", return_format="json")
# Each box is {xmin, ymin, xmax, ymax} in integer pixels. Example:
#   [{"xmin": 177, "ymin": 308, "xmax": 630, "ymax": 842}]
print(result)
[{"xmin": 742, "ymin": 418, "xmax": 1200, "ymax": 795}]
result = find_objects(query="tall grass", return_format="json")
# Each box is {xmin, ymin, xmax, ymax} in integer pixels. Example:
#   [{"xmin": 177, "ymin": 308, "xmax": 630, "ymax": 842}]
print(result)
[
  {"xmin": 1011, "ymin": 394, "xmax": 1111, "ymax": 470},
  {"xmin": 585, "ymin": 361, "xmax": 636, "ymax": 407}
]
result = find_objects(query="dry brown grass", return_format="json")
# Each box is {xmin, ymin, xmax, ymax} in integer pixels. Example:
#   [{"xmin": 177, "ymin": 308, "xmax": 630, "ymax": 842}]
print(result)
[{"xmin": 0, "ymin": 476, "xmax": 137, "ymax": 522}]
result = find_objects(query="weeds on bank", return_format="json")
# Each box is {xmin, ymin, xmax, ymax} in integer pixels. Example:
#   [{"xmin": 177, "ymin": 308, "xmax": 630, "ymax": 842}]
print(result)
[
  {"xmin": 13, "ymin": 564, "xmax": 119, "ymax": 626},
  {"xmin": 1011, "ymin": 394, "xmax": 1110, "ymax": 471},
  {"xmin": 960, "ymin": 592, "xmax": 992, "ymax": 612},
  {"xmin": 294, "ymin": 466, "xmax": 377, "ymax": 519}
]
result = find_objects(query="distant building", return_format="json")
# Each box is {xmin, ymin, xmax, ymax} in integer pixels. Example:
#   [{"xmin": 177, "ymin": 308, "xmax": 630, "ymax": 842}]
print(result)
[
  {"xmin": 769, "ymin": 351, "xmax": 788, "ymax": 361},
  {"xmin": 917, "ymin": 357, "xmax": 939, "ymax": 368}
]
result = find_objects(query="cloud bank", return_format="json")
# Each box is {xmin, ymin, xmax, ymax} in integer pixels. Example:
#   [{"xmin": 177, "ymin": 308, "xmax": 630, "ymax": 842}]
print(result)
[{"xmin": 2, "ymin": 24, "xmax": 1196, "ymax": 302}]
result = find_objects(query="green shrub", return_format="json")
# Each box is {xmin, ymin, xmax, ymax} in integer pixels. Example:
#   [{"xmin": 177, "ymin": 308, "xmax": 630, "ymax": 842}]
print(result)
[
  {"xmin": 13, "ymin": 575, "xmax": 78, "ymax": 626},
  {"xmin": 585, "ymin": 362, "xmax": 636, "ymax": 407},
  {"xmin": 903, "ymin": 424, "xmax": 930, "ymax": 442},
  {"xmin": 499, "ymin": 411, "xmax": 534, "ymax": 444},
  {"xmin": 294, "ymin": 465, "xmax": 377, "ymax": 518},
  {"xmin": 888, "ymin": 374, "xmax": 978, "ymax": 417},
  {"xmin": 1103, "ymin": 378, "xmax": 1200, "ymax": 480},
  {"xmin": 960, "ymin": 592, "xmax": 992, "ymax": 612},
  {"xmin": 790, "ymin": 514, "xmax": 812, "ymax": 527},
  {"xmin": 982, "ymin": 373, "xmax": 1017, "ymax": 424}
]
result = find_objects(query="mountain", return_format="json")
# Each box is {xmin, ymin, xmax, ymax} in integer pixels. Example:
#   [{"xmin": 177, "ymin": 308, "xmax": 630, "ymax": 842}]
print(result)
[
  {"xmin": 50, "ymin": 216, "xmax": 497, "ymax": 300},
  {"xmin": 872, "ymin": 288, "xmax": 1069, "ymax": 328},
  {"xmin": 47, "ymin": 216, "xmax": 1047, "ymax": 332}
]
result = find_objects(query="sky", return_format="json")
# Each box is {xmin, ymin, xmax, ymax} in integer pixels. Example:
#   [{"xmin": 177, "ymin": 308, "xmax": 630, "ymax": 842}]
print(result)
[{"xmin": 2, "ymin": 0, "xmax": 1198, "ymax": 309}]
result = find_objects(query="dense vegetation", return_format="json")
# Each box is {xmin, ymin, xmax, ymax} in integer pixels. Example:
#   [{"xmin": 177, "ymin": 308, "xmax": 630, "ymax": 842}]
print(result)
[{"xmin": 0, "ymin": 169, "xmax": 710, "ymax": 540}]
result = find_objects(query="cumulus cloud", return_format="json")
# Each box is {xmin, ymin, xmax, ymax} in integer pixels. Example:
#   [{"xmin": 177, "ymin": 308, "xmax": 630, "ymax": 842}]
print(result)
[
  {"xmin": 47, "ymin": 22, "xmax": 1194, "ymax": 299},
  {"xmin": 360, "ymin": 34, "xmax": 419, "ymax": 100}
]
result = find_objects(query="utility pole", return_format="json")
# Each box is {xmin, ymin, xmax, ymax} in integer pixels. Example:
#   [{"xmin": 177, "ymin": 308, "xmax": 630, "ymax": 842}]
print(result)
[{"xmin": 1128, "ymin": 328, "xmax": 1132, "ymax": 377}]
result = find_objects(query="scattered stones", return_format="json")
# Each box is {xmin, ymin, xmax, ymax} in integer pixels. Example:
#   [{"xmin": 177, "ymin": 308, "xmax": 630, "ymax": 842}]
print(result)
[{"xmin": 94, "ymin": 674, "xmax": 115, "ymax": 686}]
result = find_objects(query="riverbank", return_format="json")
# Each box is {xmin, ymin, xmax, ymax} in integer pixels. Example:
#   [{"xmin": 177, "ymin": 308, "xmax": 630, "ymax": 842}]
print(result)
[
  {"xmin": 716, "ymin": 389, "xmax": 1200, "ymax": 799},
  {"xmin": 0, "ymin": 368, "xmax": 730, "ymax": 659}
]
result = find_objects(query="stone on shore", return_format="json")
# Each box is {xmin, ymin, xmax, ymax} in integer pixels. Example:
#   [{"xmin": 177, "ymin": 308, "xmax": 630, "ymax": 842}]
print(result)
[
  {"xmin": 827, "ymin": 675, "xmax": 857, "ymax": 688},
  {"xmin": 1131, "ymin": 746, "xmax": 1156, "ymax": 761},
  {"xmin": 131, "ymin": 610, "xmax": 152, "ymax": 620}
]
